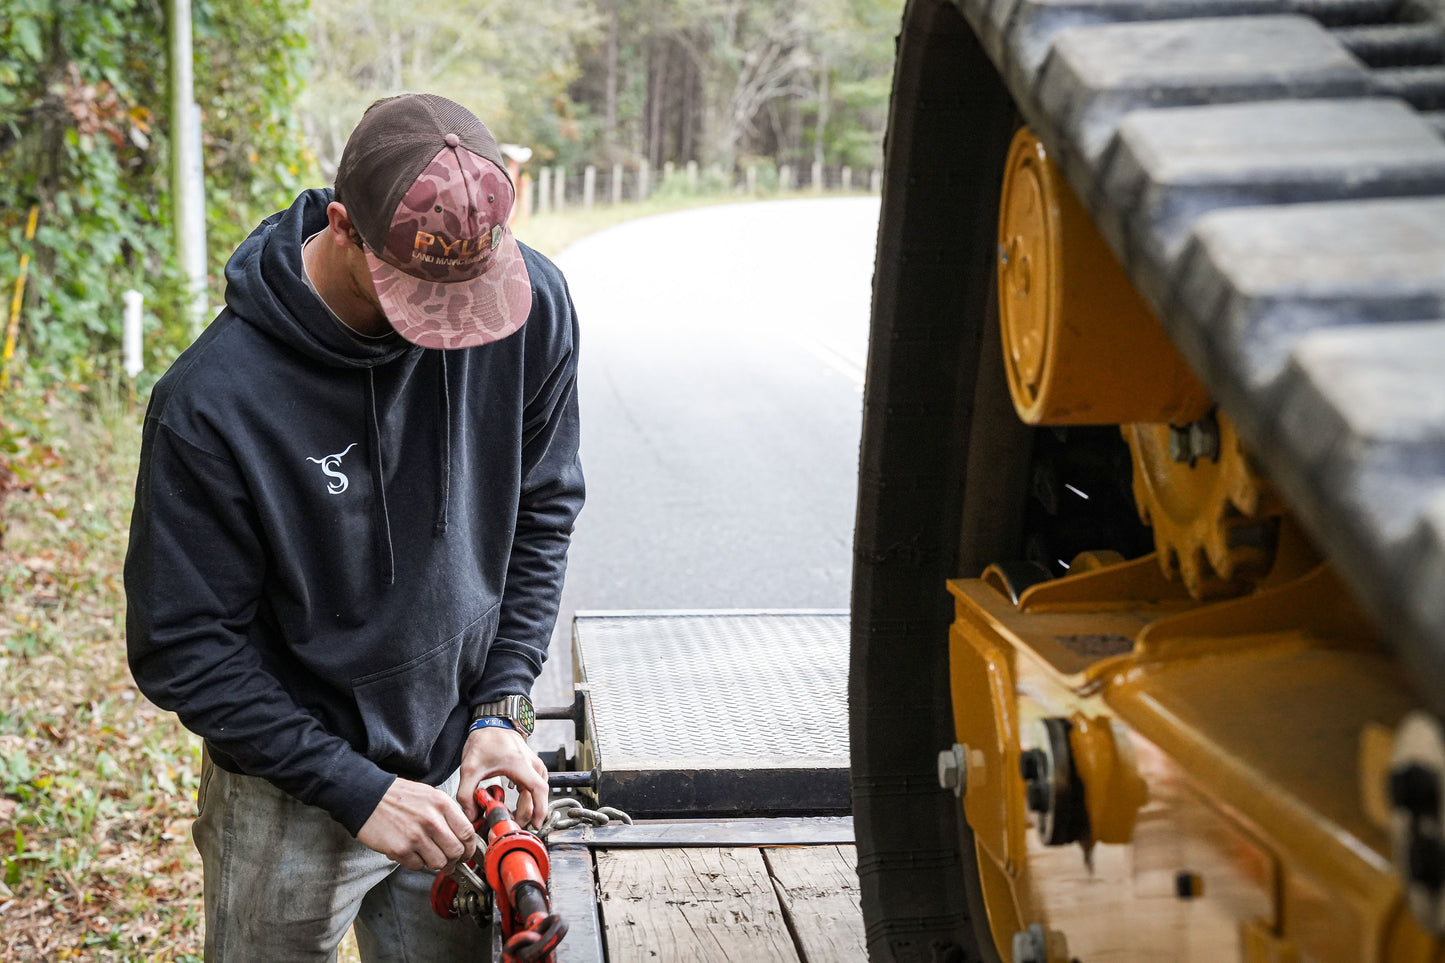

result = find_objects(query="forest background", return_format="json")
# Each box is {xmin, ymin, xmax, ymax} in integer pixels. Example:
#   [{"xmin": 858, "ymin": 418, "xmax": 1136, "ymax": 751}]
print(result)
[{"xmin": 0, "ymin": 0, "xmax": 901, "ymax": 958}]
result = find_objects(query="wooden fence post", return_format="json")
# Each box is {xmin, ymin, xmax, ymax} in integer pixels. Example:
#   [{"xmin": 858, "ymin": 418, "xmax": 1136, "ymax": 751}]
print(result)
[{"xmin": 520, "ymin": 173, "xmax": 534, "ymax": 223}]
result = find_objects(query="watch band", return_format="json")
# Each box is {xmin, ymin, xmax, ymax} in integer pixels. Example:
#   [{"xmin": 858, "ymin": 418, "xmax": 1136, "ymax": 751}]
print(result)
[{"xmin": 468, "ymin": 716, "xmax": 516, "ymax": 733}]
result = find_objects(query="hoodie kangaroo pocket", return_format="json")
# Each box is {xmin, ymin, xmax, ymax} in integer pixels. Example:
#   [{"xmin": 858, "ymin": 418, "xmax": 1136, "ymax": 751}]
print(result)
[{"xmin": 351, "ymin": 603, "xmax": 499, "ymax": 773}]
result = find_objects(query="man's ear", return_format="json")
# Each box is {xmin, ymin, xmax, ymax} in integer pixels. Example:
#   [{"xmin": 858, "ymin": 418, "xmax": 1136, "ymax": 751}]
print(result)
[{"xmin": 325, "ymin": 201, "xmax": 360, "ymax": 248}]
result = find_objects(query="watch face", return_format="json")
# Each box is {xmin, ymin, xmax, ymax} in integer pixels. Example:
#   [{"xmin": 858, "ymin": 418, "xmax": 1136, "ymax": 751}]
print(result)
[{"xmin": 516, "ymin": 697, "xmax": 536, "ymax": 735}]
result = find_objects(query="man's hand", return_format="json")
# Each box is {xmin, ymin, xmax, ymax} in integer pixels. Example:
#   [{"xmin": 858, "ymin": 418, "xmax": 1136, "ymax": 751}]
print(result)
[
  {"xmin": 358, "ymin": 778, "xmax": 477, "ymax": 872},
  {"xmin": 458, "ymin": 724, "xmax": 550, "ymax": 828}
]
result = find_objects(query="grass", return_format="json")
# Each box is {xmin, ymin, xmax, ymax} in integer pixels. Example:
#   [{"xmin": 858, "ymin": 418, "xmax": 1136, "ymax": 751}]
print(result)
[
  {"xmin": 0, "ymin": 374, "xmax": 203, "ymax": 961},
  {"xmin": 518, "ymin": 194, "xmax": 733, "ymax": 257},
  {"xmin": 0, "ymin": 186, "xmax": 872, "ymax": 960},
  {"xmin": 517, "ymin": 186, "xmax": 873, "ymax": 258}
]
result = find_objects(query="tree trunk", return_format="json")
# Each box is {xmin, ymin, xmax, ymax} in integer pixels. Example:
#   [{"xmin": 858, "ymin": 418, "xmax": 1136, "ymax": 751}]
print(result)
[
  {"xmin": 388, "ymin": 27, "xmax": 402, "ymax": 88},
  {"xmin": 680, "ymin": 47, "xmax": 694, "ymax": 163},
  {"xmin": 647, "ymin": 40, "xmax": 665, "ymax": 169},
  {"xmin": 604, "ymin": 0, "xmax": 618, "ymax": 153},
  {"xmin": 814, "ymin": 64, "xmax": 829, "ymax": 168}
]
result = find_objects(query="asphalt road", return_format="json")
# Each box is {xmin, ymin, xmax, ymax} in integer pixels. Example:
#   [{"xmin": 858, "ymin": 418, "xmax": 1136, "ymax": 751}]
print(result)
[{"xmin": 528, "ymin": 196, "xmax": 880, "ymax": 736}]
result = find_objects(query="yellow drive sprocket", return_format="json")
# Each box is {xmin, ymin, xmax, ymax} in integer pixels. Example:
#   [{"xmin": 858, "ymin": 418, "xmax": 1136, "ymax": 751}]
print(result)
[{"xmin": 1123, "ymin": 412, "xmax": 1280, "ymax": 599}]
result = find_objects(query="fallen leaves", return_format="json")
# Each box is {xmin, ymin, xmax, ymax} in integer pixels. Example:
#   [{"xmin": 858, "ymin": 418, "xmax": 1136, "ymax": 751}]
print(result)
[{"xmin": 1, "ymin": 393, "xmax": 205, "ymax": 960}]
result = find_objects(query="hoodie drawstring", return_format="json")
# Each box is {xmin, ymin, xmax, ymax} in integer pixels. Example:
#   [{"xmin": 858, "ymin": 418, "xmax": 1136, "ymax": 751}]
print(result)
[
  {"xmin": 366, "ymin": 367, "xmax": 396, "ymax": 585},
  {"xmin": 435, "ymin": 352, "xmax": 451, "ymax": 536}
]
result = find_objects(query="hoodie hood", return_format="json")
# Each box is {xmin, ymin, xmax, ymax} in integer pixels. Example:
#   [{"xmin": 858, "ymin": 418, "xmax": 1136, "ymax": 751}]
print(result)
[
  {"xmin": 224, "ymin": 188, "xmax": 417, "ymax": 369},
  {"xmin": 225, "ymin": 189, "xmax": 439, "ymax": 584}
]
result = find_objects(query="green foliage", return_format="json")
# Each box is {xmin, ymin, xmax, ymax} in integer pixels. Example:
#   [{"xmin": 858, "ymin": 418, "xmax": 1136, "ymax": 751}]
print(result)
[
  {"xmin": 193, "ymin": 0, "xmax": 316, "ymax": 284},
  {"xmin": 0, "ymin": 0, "xmax": 312, "ymax": 559},
  {"xmin": 0, "ymin": 0, "xmax": 313, "ymax": 384},
  {"xmin": 0, "ymin": 365, "xmax": 64, "ymax": 551},
  {"xmin": 652, "ymin": 164, "xmax": 735, "ymax": 199},
  {"xmin": 798, "ymin": 0, "xmax": 902, "ymax": 169},
  {"xmin": 0, "ymin": 0, "xmax": 186, "ymax": 373},
  {"xmin": 301, "ymin": 0, "xmax": 901, "ymax": 184},
  {"xmin": 744, "ymin": 156, "xmax": 783, "ymax": 194},
  {"xmin": 303, "ymin": 0, "xmax": 601, "ymax": 174}
]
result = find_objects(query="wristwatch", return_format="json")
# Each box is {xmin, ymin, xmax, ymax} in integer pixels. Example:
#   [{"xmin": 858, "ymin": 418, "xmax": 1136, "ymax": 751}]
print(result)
[{"xmin": 471, "ymin": 694, "xmax": 536, "ymax": 738}]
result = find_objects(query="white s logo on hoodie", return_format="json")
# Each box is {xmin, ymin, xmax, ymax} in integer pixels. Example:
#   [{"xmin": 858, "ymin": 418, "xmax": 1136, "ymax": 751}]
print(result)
[{"xmin": 307, "ymin": 443, "xmax": 358, "ymax": 495}]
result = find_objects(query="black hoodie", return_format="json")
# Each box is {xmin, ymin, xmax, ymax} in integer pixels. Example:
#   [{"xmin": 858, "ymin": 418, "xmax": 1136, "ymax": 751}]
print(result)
[{"xmin": 125, "ymin": 189, "xmax": 584, "ymax": 835}]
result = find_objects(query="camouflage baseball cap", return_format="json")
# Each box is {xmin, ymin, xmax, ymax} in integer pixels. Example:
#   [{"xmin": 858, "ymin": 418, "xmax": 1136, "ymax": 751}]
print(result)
[{"xmin": 335, "ymin": 93, "xmax": 531, "ymax": 349}]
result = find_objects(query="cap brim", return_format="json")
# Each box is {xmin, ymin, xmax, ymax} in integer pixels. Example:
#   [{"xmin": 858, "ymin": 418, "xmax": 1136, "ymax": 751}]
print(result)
[{"xmin": 366, "ymin": 229, "xmax": 532, "ymax": 349}]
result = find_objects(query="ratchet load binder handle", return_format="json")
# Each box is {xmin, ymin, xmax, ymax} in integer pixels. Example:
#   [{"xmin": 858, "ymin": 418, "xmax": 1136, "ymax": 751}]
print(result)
[{"xmin": 430, "ymin": 783, "xmax": 567, "ymax": 963}]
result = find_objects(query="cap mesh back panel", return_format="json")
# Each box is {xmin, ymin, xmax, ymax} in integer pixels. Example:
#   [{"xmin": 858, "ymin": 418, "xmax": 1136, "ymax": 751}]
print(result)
[{"xmin": 336, "ymin": 94, "xmax": 508, "ymax": 251}]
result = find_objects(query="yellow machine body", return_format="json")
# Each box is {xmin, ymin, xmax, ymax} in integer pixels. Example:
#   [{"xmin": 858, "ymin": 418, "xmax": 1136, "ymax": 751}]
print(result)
[
  {"xmin": 946, "ymin": 127, "xmax": 1444, "ymax": 962},
  {"xmin": 950, "ymin": 556, "xmax": 1438, "ymax": 962}
]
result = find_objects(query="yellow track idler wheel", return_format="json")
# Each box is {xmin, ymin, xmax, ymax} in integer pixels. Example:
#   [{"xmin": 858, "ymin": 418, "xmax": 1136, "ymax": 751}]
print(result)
[
  {"xmin": 996, "ymin": 128, "xmax": 1210, "ymax": 426},
  {"xmin": 1123, "ymin": 410, "xmax": 1282, "ymax": 599}
]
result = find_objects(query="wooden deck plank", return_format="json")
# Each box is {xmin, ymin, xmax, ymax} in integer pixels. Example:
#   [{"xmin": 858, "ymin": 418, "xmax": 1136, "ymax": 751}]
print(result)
[
  {"xmin": 596, "ymin": 847, "xmax": 801, "ymax": 963},
  {"xmin": 762, "ymin": 845, "xmax": 866, "ymax": 963}
]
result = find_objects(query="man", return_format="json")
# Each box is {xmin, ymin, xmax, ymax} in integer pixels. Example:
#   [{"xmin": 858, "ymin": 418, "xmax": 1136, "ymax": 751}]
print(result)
[{"xmin": 125, "ymin": 93, "xmax": 583, "ymax": 960}]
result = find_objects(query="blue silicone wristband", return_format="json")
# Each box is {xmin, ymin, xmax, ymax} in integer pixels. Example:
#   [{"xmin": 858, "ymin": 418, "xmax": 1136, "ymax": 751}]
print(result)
[{"xmin": 469, "ymin": 716, "xmax": 516, "ymax": 733}]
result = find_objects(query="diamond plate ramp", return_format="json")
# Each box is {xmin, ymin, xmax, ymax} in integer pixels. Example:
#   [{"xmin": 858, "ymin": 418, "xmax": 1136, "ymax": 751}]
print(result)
[{"xmin": 572, "ymin": 610, "xmax": 851, "ymax": 818}]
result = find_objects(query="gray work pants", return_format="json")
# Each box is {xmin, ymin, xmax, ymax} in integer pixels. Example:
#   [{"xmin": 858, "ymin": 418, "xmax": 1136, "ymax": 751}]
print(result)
[{"xmin": 192, "ymin": 751, "xmax": 487, "ymax": 962}]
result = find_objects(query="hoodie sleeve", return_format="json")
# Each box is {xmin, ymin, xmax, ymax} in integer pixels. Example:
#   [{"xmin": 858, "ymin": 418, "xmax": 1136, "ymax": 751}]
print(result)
[
  {"xmin": 125, "ymin": 416, "xmax": 396, "ymax": 835},
  {"xmin": 469, "ymin": 272, "xmax": 585, "ymax": 707}
]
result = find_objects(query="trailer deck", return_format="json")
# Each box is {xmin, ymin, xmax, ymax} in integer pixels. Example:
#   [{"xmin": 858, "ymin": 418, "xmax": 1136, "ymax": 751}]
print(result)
[
  {"xmin": 548, "ymin": 817, "xmax": 861, "ymax": 962},
  {"xmin": 541, "ymin": 612, "xmax": 864, "ymax": 962}
]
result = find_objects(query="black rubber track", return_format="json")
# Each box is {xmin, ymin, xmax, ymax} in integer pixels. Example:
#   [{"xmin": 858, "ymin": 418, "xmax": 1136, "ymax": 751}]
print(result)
[
  {"xmin": 855, "ymin": 0, "xmax": 1445, "ymax": 957},
  {"xmin": 957, "ymin": 0, "xmax": 1445, "ymax": 717},
  {"xmin": 849, "ymin": 0, "xmax": 1025, "ymax": 959}
]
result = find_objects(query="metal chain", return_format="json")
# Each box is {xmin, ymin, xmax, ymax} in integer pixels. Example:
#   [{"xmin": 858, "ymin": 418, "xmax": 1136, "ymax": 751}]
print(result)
[{"xmin": 538, "ymin": 796, "xmax": 633, "ymax": 838}]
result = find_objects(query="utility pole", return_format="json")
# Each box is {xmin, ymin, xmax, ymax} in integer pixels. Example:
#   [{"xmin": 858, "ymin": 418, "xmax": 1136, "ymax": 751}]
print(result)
[{"xmin": 168, "ymin": 0, "xmax": 208, "ymax": 333}]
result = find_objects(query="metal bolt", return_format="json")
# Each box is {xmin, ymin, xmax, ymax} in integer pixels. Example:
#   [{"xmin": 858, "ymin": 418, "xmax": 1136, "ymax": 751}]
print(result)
[
  {"xmin": 1411, "ymin": 835, "xmax": 1445, "ymax": 890},
  {"xmin": 1169, "ymin": 414, "xmax": 1221, "ymax": 467},
  {"xmin": 938, "ymin": 744, "xmax": 967, "ymax": 797},
  {"xmin": 1167, "ymin": 425, "xmax": 1191, "ymax": 464},
  {"xmin": 1190, "ymin": 419, "xmax": 1220, "ymax": 462},
  {"xmin": 1019, "ymin": 748, "xmax": 1049, "ymax": 813},
  {"xmin": 1026, "ymin": 779, "xmax": 1050, "ymax": 814},
  {"xmin": 1388, "ymin": 713, "xmax": 1445, "ymax": 935},
  {"xmin": 1020, "ymin": 748, "xmax": 1045, "ymax": 782},
  {"xmin": 1391, "ymin": 764, "xmax": 1442, "ymax": 816},
  {"xmin": 1011, "ymin": 923, "xmax": 1048, "ymax": 963}
]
